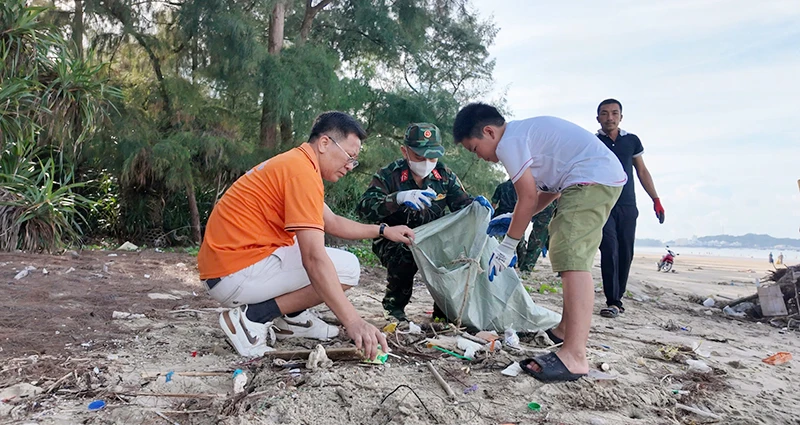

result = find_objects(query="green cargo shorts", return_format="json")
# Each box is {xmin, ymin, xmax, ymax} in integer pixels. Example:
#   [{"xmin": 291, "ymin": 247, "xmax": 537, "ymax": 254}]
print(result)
[{"xmin": 548, "ymin": 184, "xmax": 622, "ymax": 272}]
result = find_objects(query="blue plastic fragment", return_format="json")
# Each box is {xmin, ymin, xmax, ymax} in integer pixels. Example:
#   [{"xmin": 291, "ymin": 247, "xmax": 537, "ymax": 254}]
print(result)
[
  {"xmin": 88, "ymin": 400, "xmax": 106, "ymax": 411},
  {"xmin": 165, "ymin": 371, "xmax": 174, "ymax": 383}
]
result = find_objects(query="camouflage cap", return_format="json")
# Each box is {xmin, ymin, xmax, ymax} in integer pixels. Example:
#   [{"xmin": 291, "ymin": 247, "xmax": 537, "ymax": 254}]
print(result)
[{"xmin": 404, "ymin": 123, "xmax": 444, "ymax": 159}]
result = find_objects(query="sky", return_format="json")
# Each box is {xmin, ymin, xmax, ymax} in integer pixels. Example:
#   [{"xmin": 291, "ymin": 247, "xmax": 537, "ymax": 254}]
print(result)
[{"xmin": 471, "ymin": 0, "xmax": 800, "ymax": 240}]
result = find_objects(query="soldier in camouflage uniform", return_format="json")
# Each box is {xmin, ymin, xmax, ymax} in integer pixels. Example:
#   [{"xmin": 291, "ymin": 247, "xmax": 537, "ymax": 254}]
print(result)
[
  {"xmin": 357, "ymin": 123, "xmax": 493, "ymax": 321},
  {"xmin": 490, "ymin": 180, "xmax": 558, "ymax": 272}
]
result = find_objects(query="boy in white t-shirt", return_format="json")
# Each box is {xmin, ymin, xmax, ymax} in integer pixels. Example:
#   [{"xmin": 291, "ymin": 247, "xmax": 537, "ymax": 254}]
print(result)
[{"xmin": 453, "ymin": 103, "xmax": 626, "ymax": 383}]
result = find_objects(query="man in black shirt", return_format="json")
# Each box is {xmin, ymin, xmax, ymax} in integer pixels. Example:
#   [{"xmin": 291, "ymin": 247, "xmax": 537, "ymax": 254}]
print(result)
[{"xmin": 595, "ymin": 99, "xmax": 664, "ymax": 318}]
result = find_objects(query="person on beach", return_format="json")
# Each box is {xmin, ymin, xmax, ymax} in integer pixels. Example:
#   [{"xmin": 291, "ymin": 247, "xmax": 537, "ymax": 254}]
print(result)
[
  {"xmin": 595, "ymin": 99, "xmax": 664, "ymax": 319},
  {"xmin": 198, "ymin": 111, "xmax": 415, "ymax": 359},
  {"xmin": 769, "ymin": 252, "xmax": 775, "ymax": 268},
  {"xmin": 357, "ymin": 123, "xmax": 493, "ymax": 322},
  {"xmin": 453, "ymin": 102, "xmax": 626, "ymax": 383}
]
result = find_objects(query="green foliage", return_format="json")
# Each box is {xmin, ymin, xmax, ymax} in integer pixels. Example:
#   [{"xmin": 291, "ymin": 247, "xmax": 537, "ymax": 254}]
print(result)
[
  {"xmin": 0, "ymin": 0, "xmax": 118, "ymax": 251},
  {"xmin": 0, "ymin": 141, "xmax": 94, "ymax": 252},
  {"xmin": 343, "ymin": 243, "xmax": 381, "ymax": 267},
  {"xmin": 5, "ymin": 0, "xmax": 505, "ymax": 247}
]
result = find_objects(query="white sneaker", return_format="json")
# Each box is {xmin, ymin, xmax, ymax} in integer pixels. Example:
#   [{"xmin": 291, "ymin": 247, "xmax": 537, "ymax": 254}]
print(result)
[
  {"xmin": 219, "ymin": 306, "xmax": 276, "ymax": 357},
  {"xmin": 274, "ymin": 310, "xmax": 340, "ymax": 340}
]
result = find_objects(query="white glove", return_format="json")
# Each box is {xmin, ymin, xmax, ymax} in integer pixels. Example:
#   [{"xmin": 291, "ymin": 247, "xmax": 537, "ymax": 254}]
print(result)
[
  {"xmin": 396, "ymin": 187, "xmax": 436, "ymax": 211},
  {"xmin": 488, "ymin": 236, "xmax": 519, "ymax": 282}
]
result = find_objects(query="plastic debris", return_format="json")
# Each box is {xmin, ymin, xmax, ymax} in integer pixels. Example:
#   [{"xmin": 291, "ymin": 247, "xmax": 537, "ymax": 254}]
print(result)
[
  {"xmin": 382, "ymin": 323, "xmax": 397, "ymax": 333},
  {"xmin": 501, "ymin": 362, "xmax": 523, "ymax": 377},
  {"xmin": 762, "ymin": 352, "xmax": 792, "ymax": 366},
  {"xmin": 14, "ymin": 266, "xmax": 36, "ymax": 280},
  {"xmin": 165, "ymin": 371, "xmax": 175, "ymax": 382},
  {"xmin": 232, "ymin": 369, "xmax": 247, "ymax": 394},
  {"xmin": 191, "ymin": 351, "xmax": 198, "ymax": 357},
  {"xmin": 463, "ymin": 384, "xmax": 478, "ymax": 394},
  {"xmin": 42, "ymin": 268, "xmax": 48, "ymax": 275},
  {"xmin": 361, "ymin": 347, "xmax": 389, "ymax": 365},
  {"xmin": 722, "ymin": 305, "xmax": 746, "ymax": 318},
  {"xmin": 686, "ymin": 359, "xmax": 712, "ymax": 373},
  {"xmin": 702, "ymin": 298, "xmax": 715, "ymax": 307},
  {"xmin": 504, "ymin": 327, "xmax": 520, "ymax": 349},
  {"xmin": 87, "ymin": 400, "xmax": 106, "ymax": 411},
  {"xmin": 407, "ymin": 321, "xmax": 422, "ymax": 334},
  {"xmin": 527, "ymin": 402, "xmax": 541, "ymax": 411},
  {"xmin": 117, "ymin": 241, "xmax": 139, "ymax": 251},
  {"xmin": 307, "ymin": 344, "xmax": 333, "ymax": 370},
  {"xmin": 457, "ymin": 337, "xmax": 483, "ymax": 360}
]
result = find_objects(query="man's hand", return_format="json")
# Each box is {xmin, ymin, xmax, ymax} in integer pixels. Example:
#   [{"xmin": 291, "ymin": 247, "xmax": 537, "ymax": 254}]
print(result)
[
  {"xmin": 345, "ymin": 318, "xmax": 389, "ymax": 361},
  {"xmin": 396, "ymin": 188, "xmax": 436, "ymax": 211},
  {"xmin": 653, "ymin": 198, "xmax": 665, "ymax": 224},
  {"xmin": 383, "ymin": 225, "xmax": 415, "ymax": 245},
  {"xmin": 486, "ymin": 212, "xmax": 512, "ymax": 237},
  {"xmin": 473, "ymin": 195, "xmax": 494, "ymax": 216},
  {"xmin": 488, "ymin": 235, "xmax": 519, "ymax": 281}
]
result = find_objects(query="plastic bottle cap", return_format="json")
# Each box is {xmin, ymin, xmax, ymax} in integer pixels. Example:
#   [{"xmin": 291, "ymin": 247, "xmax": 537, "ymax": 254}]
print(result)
[
  {"xmin": 88, "ymin": 400, "xmax": 106, "ymax": 411},
  {"xmin": 527, "ymin": 402, "xmax": 541, "ymax": 411}
]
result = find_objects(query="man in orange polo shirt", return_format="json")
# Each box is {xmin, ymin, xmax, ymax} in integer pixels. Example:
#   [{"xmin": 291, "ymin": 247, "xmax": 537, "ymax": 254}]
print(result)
[{"xmin": 198, "ymin": 112, "xmax": 415, "ymax": 359}]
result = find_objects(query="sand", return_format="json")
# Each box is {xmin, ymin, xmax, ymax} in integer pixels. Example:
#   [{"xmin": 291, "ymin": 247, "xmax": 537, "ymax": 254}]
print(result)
[{"xmin": 1, "ymin": 250, "xmax": 798, "ymax": 425}]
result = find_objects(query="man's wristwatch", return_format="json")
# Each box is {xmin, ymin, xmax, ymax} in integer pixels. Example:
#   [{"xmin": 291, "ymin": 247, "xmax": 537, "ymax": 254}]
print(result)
[{"xmin": 379, "ymin": 223, "xmax": 387, "ymax": 238}]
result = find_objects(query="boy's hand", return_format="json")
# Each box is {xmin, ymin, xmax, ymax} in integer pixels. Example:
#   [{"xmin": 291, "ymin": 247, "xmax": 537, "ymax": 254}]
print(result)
[
  {"xmin": 473, "ymin": 196, "xmax": 494, "ymax": 216},
  {"xmin": 486, "ymin": 212, "xmax": 512, "ymax": 237},
  {"xmin": 488, "ymin": 235, "xmax": 519, "ymax": 281}
]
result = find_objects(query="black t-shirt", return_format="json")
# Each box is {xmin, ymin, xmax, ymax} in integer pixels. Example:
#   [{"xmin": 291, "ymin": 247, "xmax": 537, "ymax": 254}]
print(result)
[{"xmin": 596, "ymin": 130, "xmax": 643, "ymax": 207}]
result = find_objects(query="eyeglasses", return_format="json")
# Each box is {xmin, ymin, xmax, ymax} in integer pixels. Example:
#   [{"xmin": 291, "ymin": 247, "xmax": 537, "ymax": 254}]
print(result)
[{"xmin": 328, "ymin": 135, "xmax": 359, "ymax": 168}]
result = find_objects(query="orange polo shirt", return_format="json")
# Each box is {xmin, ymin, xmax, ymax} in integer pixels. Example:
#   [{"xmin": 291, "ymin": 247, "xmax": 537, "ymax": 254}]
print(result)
[{"xmin": 198, "ymin": 143, "xmax": 325, "ymax": 279}]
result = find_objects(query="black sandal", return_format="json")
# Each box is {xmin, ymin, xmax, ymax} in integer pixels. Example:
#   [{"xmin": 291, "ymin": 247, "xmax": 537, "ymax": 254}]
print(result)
[
  {"xmin": 600, "ymin": 305, "xmax": 623, "ymax": 318},
  {"xmin": 545, "ymin": 328, "xmax": 563, "ymax": 345},
  {"xmin": 520, "ymin": 352, "xmax": 586, "ymax": 383}
]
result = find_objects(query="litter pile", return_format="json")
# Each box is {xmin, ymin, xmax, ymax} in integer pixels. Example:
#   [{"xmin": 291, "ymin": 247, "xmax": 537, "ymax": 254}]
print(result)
[{"xmin": 718, "ymin": 264, "xmax": 800, "ymax": 328}]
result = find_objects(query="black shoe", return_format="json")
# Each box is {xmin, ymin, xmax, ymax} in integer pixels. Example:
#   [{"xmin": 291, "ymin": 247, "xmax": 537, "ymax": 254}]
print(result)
[{"xmin": 387, "ymin": 308, "xmax": 408, "ymax": 322}]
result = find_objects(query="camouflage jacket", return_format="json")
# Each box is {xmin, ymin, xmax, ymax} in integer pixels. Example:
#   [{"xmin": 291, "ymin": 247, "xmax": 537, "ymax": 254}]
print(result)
[
  {"xmin": 356, "ymin": 159, "xmax": 473, "ymax": 229},
  {"xmin": 491, "ymin": 180, "xmax": 517, "ymax": 217}
]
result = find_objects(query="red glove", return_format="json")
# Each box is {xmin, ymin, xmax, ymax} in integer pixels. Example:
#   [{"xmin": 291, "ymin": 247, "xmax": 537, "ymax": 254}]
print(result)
[{"xmin": 653, "ymin": 198, "xmax": 665, "ymax": 224}]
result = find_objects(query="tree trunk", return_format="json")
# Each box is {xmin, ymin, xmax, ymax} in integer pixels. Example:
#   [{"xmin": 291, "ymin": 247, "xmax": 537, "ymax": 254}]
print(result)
[
  {"xmin": 259, "ymin": 0, "xmax": 287, "ymax": 149},
  {"xmin": 72, "ymin": 0, "xmax": 84, "ymax": 57},
  {"xmin": 297, "ymin": 0, "xmax": 335, "ymax": 46},
  {"xmin": 186, "ymin": 183, "xmax": 202, "ymax": 244},
  {"xmin": 280, "ymin": 114, "xmax": 293, "ymax": 145}
]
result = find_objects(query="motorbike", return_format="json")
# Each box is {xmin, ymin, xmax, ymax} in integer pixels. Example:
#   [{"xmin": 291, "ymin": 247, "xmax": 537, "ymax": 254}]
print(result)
[{"xmin": 657, "ymin": 246, "xmax": 678, "ymax": 272}]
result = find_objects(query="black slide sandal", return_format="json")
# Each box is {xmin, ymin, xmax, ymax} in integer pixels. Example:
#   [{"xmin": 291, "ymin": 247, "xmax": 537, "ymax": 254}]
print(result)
[{"xmin": 520, "ymin": 353, "xmax": 586, "ymax": 383}]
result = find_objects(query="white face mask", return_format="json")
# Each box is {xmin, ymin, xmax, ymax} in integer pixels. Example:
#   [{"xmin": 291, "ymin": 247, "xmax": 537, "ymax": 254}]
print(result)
[{"xmin": 408, "ymin": 158, "xmax": 437, "ymax": 177}]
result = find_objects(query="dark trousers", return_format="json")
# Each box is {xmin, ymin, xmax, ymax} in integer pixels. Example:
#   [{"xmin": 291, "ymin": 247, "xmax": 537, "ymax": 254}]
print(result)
[{"xmin": 599, "ymin": 205, "xmax": 638, "ymax": 308}]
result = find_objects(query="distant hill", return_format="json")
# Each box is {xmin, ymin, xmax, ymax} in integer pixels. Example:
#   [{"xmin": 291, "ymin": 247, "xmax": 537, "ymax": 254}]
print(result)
[
  {"xmin": 653, "ymin": 234, "xmax": 800, "ymax": 250},
  {"xmin": 635, "ymin": 238, "xmax": 664, "ymax": 247}
]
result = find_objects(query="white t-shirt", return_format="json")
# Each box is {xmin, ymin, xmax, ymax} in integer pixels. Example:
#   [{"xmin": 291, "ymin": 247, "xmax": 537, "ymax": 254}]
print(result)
[{"xmin": 496, "ymin": 116, "xmax": 627, "ymax": 193}]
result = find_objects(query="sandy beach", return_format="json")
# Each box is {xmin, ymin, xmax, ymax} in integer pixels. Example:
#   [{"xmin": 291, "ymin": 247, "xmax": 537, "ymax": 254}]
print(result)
[{"xmin": 1, "ymin": 249, "xmax": 797, "ymax": 424}]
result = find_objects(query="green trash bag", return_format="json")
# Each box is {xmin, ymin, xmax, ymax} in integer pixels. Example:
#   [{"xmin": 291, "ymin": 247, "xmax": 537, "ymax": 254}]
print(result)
[{"xmin": 409, "ymin": 202, "xmax": 561, "ymax": 332}]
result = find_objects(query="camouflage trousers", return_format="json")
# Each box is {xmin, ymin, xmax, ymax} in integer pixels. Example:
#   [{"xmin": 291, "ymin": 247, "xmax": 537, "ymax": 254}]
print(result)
[
  {"xmin": 517, "ymin": 201, "xmax": 557, "ymax": 272},
  {"xmin": 373, "ymin": 240, "xmax": 443, "ymax": 320}
]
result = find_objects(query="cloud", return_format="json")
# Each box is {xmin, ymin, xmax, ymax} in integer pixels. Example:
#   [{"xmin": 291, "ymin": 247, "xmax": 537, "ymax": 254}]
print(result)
[{"xmin": 474, "ymin": 0, "xmax": 800, "ymax": 238}]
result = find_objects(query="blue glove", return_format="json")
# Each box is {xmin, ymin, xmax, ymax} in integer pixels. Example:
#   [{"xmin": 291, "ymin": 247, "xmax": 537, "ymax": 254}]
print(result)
[
  {"xmin": 473, "ymin": 196, "xmax": 494, "ymax": 216},
  {"xmin": 488, "ymin": 236, "xmax": 519, "ymax": 282},
  {"xmin": 486, "ymin": 212, "xmax": 512, "ymax": 237},
  {"xmin": 396, "ymin": 187, "xmax": 436, "ymax": 211}
]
